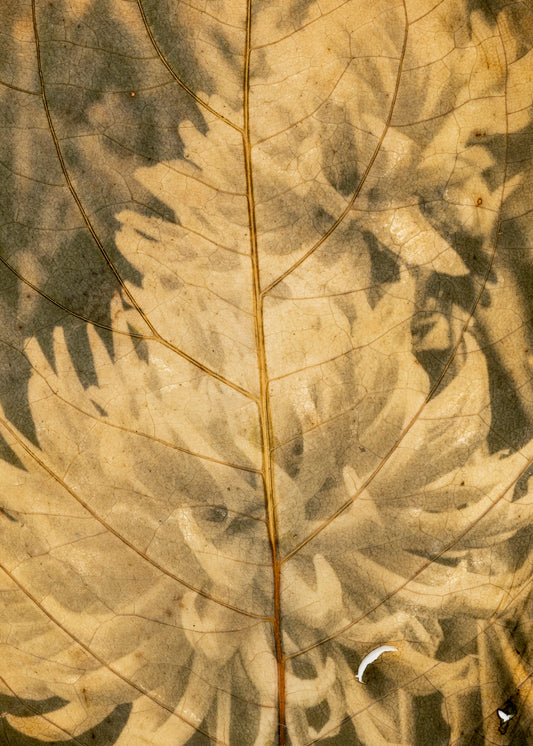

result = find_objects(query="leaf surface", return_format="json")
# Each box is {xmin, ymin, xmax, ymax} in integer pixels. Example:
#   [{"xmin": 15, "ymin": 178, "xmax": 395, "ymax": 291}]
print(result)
[{"xmin": 2, "ymin": 1, "xmax": 533, "ymax": 744}]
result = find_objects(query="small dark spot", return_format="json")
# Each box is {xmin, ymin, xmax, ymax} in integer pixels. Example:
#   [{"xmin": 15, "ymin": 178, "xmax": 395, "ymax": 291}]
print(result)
[
  {"xmin": 292, "ymin": 438, "xmax": 303, "ymax": 456},
  {"xmin": 460, "ymin": 481, "xmax": 465, "ymax": 486},
  {"xmin": 0, "ymin": 507, "xmax": 17, "ymax": 522},
  {"xmin": 205, "ymin": 505, "xmax": 228, "ymax": 522},
  {"xmin": 476, "ymin": 197, "xmax": 483, "ymax": 206}
]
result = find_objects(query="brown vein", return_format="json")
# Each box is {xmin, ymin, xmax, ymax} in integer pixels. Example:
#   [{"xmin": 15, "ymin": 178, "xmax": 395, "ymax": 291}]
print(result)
[
  {"xmin": 32, "ymin": 371, "xmax": 261, "ymax": 474},
  {"xmin": 151, "ymin": 338, "xmax": 255, "ymax": 399},
  {"xmin": 280, "ymin": 288, "xmax": 498, "ymax": 562},
  {"xmin": 288, "ymin": 450, "xmax": 529, "ymax": 661},
  {"xmin": 287, "ymin": 33, "xmax": 513, "ymax": 663},
  {"xmin": 305, "ymin": 618, "xmax": 533, "ymax": 745},
  {"xmin": 311, "ymin": 550, "xmax": 533, "ymax": 744},
  {"xmin": 0, "ymin": 566, "xmax": 223, "ymax": 746},
  {"xmin": 242, "ymin": 2, "xmax": 286, "ymax": 742},
  {"xmin": 252, "ymin": 55, "xmax": 356, "ymax": 148},
  {"xmin": 136, "ymin": 0, "xmax": 243, "ymax": 133},
  {"xmin": 0, "ymin": 414, "xmax": 270, "ymax": 623},
  {"xmin": 0, "ymin": 676, "xmax": 88, "ymax": 746},
  {"xmin": 0, "ymin": 79, "xmax": 38, "ymax": 95},
  {"xmin": 0, "ymin": 254, "xmax": 150, "ymax": 339},
  {"xmin": 260, "ymin": 7, "xmax": 409, "ymax": 296},
  {"xmin": 267, "ymin": 313, "xmax": 411, "ymax": 384},
  {"xmin": 252, "ymin": 0, "xmax": 353, "ymax": 51},
  {"xmin": 281, "ymin": 0, "xmax": 511, "ymax": 563},
  {"xmin": 31, "ymin": 0, "xmax": 253, "ymax": 403},
  {"xmin": 393, "ymin": 93, "xmax": 504, "ymax": 128},
  {"xmin": 31, "ymin": 1, "xmax": 152, "ymax": 333}
]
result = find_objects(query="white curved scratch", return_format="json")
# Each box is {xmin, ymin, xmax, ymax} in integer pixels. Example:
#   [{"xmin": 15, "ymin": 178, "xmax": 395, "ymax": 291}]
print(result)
[{"xmin": 355, "ymin": 645, "xmax": 398, "ymax": 683}]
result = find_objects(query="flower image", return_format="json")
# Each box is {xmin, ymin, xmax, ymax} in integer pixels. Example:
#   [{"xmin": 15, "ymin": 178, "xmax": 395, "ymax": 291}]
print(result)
[{"xmin": 1, "ymin": 0, "xmax": 533, "ymax": 744}]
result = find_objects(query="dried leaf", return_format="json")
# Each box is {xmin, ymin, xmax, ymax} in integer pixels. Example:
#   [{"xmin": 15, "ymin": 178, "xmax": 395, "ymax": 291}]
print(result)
[{"xmin": 2, "ymin": 1, "xmax": 533, "ymax": 744}]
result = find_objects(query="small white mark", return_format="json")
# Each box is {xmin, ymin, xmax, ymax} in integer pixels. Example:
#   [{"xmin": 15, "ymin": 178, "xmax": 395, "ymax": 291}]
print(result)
[
  {"xmin": 497, "ymin": 709, "xmax": 514, "ymax": 724},
  {"xmin": 356, "ymin": 645, "xmax": 398, "ymax": 683}
]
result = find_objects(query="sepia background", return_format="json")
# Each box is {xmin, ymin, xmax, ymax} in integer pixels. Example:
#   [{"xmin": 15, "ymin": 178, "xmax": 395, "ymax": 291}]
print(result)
[{"xmin": 1, "ymin": 0, "xmax": 533, "ymax": 743}]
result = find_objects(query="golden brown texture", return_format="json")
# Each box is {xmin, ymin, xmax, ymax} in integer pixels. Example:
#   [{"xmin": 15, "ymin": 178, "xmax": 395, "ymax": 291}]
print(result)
[{"xmin": 1, "ymin": 1, "xmax": 533, "ymax": 744}]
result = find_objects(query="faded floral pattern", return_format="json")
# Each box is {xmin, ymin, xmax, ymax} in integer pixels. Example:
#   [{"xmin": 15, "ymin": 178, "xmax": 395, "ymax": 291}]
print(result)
[{"xmin": 1, "ymin": 1, "xmax": 533, "ymax": 745}]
